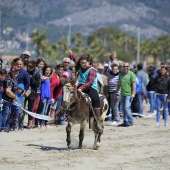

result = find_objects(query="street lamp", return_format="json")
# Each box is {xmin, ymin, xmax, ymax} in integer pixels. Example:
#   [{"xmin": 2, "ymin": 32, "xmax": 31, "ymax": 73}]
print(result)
[
  {"xmin": 123, "ymin": 24, "xmax": 128, "ymax": 51},
  {"xmin": 67, "ymin": 18, "xmax": 71, "ymax": 47},
  {"xmin": 103, "ymin": 34, "xmax": 107, "ymax": 46},
  {"xmin": 137, "ymin": 27, "xmax": 140, "ymax": 64}
]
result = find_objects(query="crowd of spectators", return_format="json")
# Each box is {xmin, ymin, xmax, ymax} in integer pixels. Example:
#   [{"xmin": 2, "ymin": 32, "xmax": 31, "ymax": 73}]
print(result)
[{"xmin": 0, "ymin": 50, "xmax": 170, "ymax": 133}]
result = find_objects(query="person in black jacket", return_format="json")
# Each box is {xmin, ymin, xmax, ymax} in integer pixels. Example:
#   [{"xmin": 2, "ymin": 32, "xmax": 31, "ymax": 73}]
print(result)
[
  {"xmin": 146, "ymin": 66, "xmax": 156, "ymax": 113},
  {"xmin": 154, "ymin": 66, "xmax": 170, "ymax": 126},
  {"xmin": 26, "ymin": 60, "xmax": 41, "ymax": 128}
]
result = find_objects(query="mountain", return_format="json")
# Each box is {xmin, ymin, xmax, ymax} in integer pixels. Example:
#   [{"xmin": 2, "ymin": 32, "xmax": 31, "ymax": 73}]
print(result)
[{"xmin": 0, "ymin": 0, "xmax": 170, "ymax": 41}]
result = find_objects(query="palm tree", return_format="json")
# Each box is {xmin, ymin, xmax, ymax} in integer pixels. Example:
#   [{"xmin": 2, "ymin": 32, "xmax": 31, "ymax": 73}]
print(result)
[{"xmin": 32, "ymin": 28, "xmax": 47, "ymax": 58}]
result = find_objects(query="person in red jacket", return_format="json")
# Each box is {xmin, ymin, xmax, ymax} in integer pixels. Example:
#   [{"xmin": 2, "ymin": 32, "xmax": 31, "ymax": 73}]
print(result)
[{"xmin": 50, "ymin": 64, "xmax": 64, "ymax": 119}]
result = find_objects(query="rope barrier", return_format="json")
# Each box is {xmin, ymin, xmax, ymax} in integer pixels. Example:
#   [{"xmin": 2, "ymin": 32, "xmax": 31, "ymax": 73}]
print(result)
[{"xmin": 2, "ymin": 99, "xmax": 53, "ymax": 121}]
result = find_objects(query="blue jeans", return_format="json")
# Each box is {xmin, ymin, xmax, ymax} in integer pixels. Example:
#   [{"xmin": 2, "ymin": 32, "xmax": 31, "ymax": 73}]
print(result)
[
  {"xmin": 121, "ymin": 96, "xmax": 133, "ymax": 125},
  {"xmin": 148, "ymin": 92, "xmax": 155, "ymax": 113},
  {"xmin": 39, "ymin": 98, "xmax": 50, "ymax": 126},
  {"xmin": 19, "ymin": 96, "xmax": 25, "ymax": 128},
  {"xmin": 156, "ymin": 94, "xmax": 168, "ymax": 124},
  {"xmin": 168, "ymin": 102, "xmax": 170, "ymax": 113},
  {"xmin": 137, "ymin": 91, "xmax": 143, "ymax": 115},
  {"xmin": 2, "ymin": 102, "xmax": 11, "ymax": 128}
]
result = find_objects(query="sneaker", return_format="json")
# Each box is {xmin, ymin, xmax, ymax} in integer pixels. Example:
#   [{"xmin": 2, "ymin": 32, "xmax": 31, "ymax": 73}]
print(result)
[
  {"xmin": 156, "ymin": 122, "xmax": 160, "ymax": 127},
  {"xmin": 118, "ymin": 123, "xmax": 129, "ymax": 127},
  {"xmin": 164, "ymin": 123, "xmax": 168, "ymax": 126},
  {"xmin": 19, "ymin": 127, "xmax": 25, "ymax": 130},
  {"xmin": 119, "ymin": 112, "xmax": 123, "ymax": 117},
  {"xmin": 129, "ymin": 122, "xmax": 134, "ymax": 126},
  {"xmin": 111, "ymin": 121, "xmax": 120, "ymax": 126},
  {"xmin": 13, "ymin": 127, "xmax": 18, "ymax": 131}
]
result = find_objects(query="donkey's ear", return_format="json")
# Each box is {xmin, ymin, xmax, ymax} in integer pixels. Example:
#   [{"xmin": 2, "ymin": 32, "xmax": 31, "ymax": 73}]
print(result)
[
  {"xmin": 60, "ymin": 77, "xmax": 69, "ymax": 85},
  {"xmin": 70, "ymin": 76, "xmax": 78, "ymax": 86}
]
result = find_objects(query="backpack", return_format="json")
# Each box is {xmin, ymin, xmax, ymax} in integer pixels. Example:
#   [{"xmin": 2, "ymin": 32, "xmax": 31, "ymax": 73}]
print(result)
[{"xmin": 136, "ymin": 77, "xmax": 141, "ymax": 93}]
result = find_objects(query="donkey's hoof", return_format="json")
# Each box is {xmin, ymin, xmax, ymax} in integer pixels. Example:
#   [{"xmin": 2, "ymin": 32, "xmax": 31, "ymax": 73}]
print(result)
[
  {"xmin": 78, "ymin": 146, "xmax": 82, "ymax": 149},
  {"xmin": 67, "ymin": 145, "xmax": 71, "ymax": 149},
  {"xmin": 93, "ymin": 142, "xmax": 100, "ymax": 150}
]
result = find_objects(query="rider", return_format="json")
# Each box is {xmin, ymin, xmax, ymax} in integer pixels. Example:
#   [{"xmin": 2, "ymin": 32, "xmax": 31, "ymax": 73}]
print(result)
[{"xmin": 68, "ymin": 50, "xmax": 102, "ymax": 131}]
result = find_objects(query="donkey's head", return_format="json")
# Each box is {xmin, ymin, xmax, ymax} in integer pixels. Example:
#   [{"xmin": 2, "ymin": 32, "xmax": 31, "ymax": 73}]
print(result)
[{"xmin": 62, "ymin": 82, "xmax": 77, "ymax": 110}]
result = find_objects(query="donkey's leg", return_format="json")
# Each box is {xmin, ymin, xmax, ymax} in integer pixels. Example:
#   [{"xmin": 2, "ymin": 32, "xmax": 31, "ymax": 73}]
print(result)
[
  {"xmin": 93, "ymin": 125, "xmax": 103, "ymax": 150},
  {"xmin": 78, "ymin": 121, "xmax": 86, "ymax": 149},
  {"xmin": 66, "ymin": 122, "xmax": 72, "ymax": 148}
]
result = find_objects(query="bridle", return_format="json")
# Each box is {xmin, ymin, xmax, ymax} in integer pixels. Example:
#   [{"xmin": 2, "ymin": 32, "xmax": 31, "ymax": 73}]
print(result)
[{"xmin": 63, "ymin": 84, "xmax": 78, "ymax": 111}]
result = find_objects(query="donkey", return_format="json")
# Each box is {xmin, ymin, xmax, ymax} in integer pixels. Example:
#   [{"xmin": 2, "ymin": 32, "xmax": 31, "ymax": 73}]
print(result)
[{"xmin": 62, "ymin": 82, "xmax": 108, "ymax": 150}]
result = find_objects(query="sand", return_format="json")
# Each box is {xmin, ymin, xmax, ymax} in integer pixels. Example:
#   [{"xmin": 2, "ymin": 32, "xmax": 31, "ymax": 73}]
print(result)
[{"xmin": 0, "ymin": 106, "xmax": 170, "ymax": 170}]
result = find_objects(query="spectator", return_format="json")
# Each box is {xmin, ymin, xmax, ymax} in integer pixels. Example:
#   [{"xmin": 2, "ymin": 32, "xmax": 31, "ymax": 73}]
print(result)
[
  {"xmin": 97, "ymin": 63, "xmax": 108, "ymax": 96},
  {"xmin": 10, "ymin": 83, "xmax": 24, "ymax": 131},
  {"xmin": 105, "ymin": 64, "xmax": 120, "ymax": 126},
  {"xmin": 26, "ymin": 60, "xmax": 41, "ymax": 129},
  {"xmin": 103, "ymin": 63, "xmax": 109, "ymax": 73},
  {"xmin": 2, "ymin": 65, "xmax": 19, "ymax": 132},
  {"xmin": 62, "ymin": 57, "xmax": 73, "ymax": 81},
  {"xmin": 20, "ymin": 50, "xmax": 31, "ymax": 69},
  {"xmin": 154, "ymin": 66, "xmax": 170, "ymax": 126},
  {"xmin": 136, "ymin": 63, "xmax": 148, "ymax": 116},
  {"xmin": 0, "ymin": 58, "xmax": 3, "ymax": 68},
  {"xmin": 107, "ymin": 51, "xmax": 119, "ymax": 70},
  {"xmin": 39, "ymin": 65, "xmax": 53, "ymax": 128},
  {"xmin": 50, "ymin": 64, "xmax": 64, "ymax": 119},
  {"xmin": 13, "ymin": 58, "xmax": 30, "ymax": 130},
  {"xmin": 0, "ymin": 69, "xmax": 5, "ymax": 131},
  {"xmin": 116, "ymin": 62, "xmax": 136, "ymax": 127},
  {"xmin": 5, "ymin": 61, "xmax": 11, "ymax": 73},
  {"xmin": 146, "ymin": 66, "xmax": 156, "ymax": 114},
  {"xmin": 33, "ymin": 58, "xmax": 47, "ymax": 127}
]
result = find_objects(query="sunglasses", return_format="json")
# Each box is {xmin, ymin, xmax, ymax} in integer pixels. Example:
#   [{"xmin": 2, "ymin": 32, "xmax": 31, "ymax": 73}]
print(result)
[
  {"xmin": 123, "ymin": 66, "xmax": 129, "ymax": 68},
  {"xmin": 64, "ymin": 62, "xmax": 70, "ymax": 64},
  {"xmin": 13, "ymin": 70, "xmax": 19, "ymax": 73},
  {"xmin": 27, "ymin": 65, "xmax": 33, "ymax": 68}
]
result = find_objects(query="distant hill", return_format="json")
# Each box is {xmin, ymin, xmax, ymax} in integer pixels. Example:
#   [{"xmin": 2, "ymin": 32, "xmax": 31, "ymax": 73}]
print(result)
[{"xmin": 0, "ymin": 0, "xmax": 170, "ymax": 41}]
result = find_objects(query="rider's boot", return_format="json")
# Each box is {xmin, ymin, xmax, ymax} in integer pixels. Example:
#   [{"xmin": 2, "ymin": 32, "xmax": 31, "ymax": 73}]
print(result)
[{"xmin": 94, "ymin": 108, "xmax": 103, "ymax": 131}]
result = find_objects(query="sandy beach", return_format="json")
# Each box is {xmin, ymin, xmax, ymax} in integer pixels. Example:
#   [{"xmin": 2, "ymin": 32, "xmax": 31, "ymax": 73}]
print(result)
[{"xmin": 0, "ymin": 106, "xmax": 170, "ymax": 170}]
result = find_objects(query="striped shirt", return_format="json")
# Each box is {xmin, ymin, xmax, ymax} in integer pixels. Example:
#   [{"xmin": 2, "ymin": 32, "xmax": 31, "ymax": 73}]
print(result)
[{"xmin": 105, "ymin": 71, "xmax": 120, "ymax": 94}]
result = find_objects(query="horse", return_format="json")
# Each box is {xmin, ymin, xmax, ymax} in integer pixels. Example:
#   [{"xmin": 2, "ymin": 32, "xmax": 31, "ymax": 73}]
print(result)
[{"xmin": 62, "ymin": 82, "xmax": 108, "ymax": 150}]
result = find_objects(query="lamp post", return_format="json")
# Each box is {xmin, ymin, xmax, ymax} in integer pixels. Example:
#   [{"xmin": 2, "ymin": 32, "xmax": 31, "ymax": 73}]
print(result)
[
  {"xmin": 137, "ymin": 27, "xmax": 140, "ymax": 64},
  {"xmin": 67, "ymin": 18, "xmax": 71, "ymax": 47},
  {"xmin": 103, "ymin": 34, "xmax": 107, "ymax": 46},
  {"xmin": 26, "ymin": 28, "xmax": 29, "ymax": 50},
  {"xmin": 124, "ymin": 24, "xmax": 128, "ymax": 51}
]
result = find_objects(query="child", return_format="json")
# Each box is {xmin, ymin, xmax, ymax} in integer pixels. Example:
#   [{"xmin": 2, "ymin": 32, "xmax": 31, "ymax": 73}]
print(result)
[
  {"xmin": 39, "ymin": 65, "xmax": 53, "ymax": 128},
  {"xmin": 9, "ymin": 83, "xmax": 24, "ymax": 131}
]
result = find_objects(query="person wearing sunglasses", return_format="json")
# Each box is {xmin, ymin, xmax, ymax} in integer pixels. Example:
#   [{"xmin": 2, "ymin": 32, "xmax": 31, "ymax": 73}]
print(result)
[
  {"xmin": 116, "ymin": 62, "xmax": 136, "ymax": 127},
  {"xmin": 26, "ymin": 60, "xmax": 41, "ymax": 129},
  {"xmin": 12, "ymin": 58, "xmax": 30, "ymax": 130},
  {"xmin": 62, "ymin": 58, "xmax": 73, "ymax": 81}
]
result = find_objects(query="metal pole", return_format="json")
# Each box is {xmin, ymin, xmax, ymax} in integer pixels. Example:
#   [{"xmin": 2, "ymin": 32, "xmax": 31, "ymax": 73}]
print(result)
[
  {"xmin": 67, "ymin": 18, "xmax": 71, "ymax": 47},
  {"xmin": 125, "ymin": 33, "xmax": 128, "ymax": 51},
  {"xmin": 124, "ymin": 24, "xmax": 128, "ymax": 51},
  {"xmin": 26, "ymin": 28, "xmax": 29, "ymax": 50},
  {"xmin": 137, "ymin": 27, "xmax": 140, "ymax": 64},
  {"xmin": 0, "ymin": 11, "xmax": 1, "ymax": 41},
  {"xmin": 103, "ymin": 34, "xmax": 107, "ymax": 46}
]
